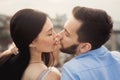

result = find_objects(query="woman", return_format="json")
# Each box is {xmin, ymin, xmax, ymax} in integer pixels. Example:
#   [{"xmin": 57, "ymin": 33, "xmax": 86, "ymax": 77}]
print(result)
[{"xmin": 0, "ymin": 9, "xmax": 61, "ymax": 80}]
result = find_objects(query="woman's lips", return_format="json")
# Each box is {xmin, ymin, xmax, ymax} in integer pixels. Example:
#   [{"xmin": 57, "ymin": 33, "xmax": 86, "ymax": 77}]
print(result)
[{"xmin": 53, "ymin": 41, "xmax": 60, "ymax": 46}]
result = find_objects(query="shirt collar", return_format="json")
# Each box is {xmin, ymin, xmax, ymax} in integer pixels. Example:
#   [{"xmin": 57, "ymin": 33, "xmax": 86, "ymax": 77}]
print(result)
[{"xmin": 75, "ymin": 46, "xmax": 110, "ymax": 59}]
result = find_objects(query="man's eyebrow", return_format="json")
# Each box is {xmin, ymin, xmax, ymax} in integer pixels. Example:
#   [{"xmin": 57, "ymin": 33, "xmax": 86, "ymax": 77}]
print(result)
[{"xmin": 64, "ymin": 28, "xmax": 70, "ymax": 34}]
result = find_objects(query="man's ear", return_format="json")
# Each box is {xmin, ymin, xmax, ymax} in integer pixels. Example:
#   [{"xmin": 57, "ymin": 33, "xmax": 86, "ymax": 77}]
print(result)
[{"xmin": 77, "ymin": 43, "xmax": 92, "ymax": 54}]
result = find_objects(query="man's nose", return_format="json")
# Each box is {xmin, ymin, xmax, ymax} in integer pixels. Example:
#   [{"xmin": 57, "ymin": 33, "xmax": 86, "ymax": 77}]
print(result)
[
  {"xmin": 54, "ymin": 33, "xmax": 63, "ymax": 42},
  {"xmin": 56, "ymin": 33, "xmax": 63, "ymax": 41}
]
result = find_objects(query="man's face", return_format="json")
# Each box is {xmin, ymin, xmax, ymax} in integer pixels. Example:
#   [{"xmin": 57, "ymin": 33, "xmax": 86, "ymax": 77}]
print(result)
[{"xmin": 59, "ymin": 16, "xmax": 82, "ymax": 54}]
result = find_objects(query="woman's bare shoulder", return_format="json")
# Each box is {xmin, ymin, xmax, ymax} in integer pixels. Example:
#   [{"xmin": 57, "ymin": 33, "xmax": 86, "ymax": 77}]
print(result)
[{"xmin": 45, "ymin": 67, "xmax": 61, "ymax": 80}]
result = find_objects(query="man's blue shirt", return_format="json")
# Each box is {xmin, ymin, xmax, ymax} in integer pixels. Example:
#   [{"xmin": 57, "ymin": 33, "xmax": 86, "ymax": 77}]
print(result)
[{"xmin": 61, "ymin": 46, "xmax": 120, "ymax": 80}]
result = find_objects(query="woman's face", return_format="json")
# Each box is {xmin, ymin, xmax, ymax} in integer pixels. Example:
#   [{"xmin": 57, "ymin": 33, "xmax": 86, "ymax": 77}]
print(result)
[{"xmin": 31, "ymin": 17, "xmax": 57, "ymax": 53}]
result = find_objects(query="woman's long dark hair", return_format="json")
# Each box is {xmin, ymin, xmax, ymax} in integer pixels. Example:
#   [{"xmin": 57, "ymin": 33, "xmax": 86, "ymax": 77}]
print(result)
[{"xmin": 0, "ymin": 9, "xmax": 54, "ymax": 80}]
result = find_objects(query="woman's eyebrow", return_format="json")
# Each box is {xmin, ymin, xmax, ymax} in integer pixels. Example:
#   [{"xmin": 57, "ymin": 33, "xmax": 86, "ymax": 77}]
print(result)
[{"xmin": 47, "ymin": 28, "xmax": 52, "ymax": 32}]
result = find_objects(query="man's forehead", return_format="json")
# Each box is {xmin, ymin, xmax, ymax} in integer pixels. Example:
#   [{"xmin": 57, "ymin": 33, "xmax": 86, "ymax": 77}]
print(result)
[{"xmin": 64, "ymin": 17, "xmax": 81, "ymax": 32}]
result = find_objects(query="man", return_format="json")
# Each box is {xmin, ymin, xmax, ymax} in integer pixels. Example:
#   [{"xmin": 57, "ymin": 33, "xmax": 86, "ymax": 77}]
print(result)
[
  {"xmin": 60, "ymin": 6, "xmax": 120, "ymax": 80},
  {"xmin": 0, "ymin": 43, "xmax": 18, "ymax": 59}
]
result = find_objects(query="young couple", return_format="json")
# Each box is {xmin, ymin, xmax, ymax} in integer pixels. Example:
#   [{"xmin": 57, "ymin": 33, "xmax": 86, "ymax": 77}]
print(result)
[{"xmin": 0, "ymin": 6, "xmax": 120, "ymax": 80}]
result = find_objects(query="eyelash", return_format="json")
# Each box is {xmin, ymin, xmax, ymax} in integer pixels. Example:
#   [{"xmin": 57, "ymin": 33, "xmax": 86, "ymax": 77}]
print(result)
[
  {"xmin": 48, "ymin": 31, "xmax": 53, "ymax": 36},
  {"xmin": 48, "ymin": 33, "xmax": 52, "ymax": 36}
]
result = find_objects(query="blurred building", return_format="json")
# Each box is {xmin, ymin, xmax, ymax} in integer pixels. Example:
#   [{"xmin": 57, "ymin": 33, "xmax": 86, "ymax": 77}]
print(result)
[
  {"xmin": 52, "ymin": 14, "xmax": 67, "ymax": 32},
  {"xmin": 0, "ymin": 14, "xmax": 12, "ymax": 51},
  {"xmin": 105, "ymin": 21, "xmax": 120, "ymax": 51}
]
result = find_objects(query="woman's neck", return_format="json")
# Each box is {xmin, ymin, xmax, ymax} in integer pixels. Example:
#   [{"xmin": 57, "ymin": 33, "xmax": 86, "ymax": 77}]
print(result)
[{"xmin": 29, "ymin": 49, "xmax": 43, "ymax": 64}]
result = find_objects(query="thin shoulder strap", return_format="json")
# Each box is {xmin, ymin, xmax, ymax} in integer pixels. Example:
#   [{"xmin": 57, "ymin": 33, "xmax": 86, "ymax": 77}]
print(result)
[{"xmin": 38, "ymin": 67, "xmax": 53, "ymax": 80}]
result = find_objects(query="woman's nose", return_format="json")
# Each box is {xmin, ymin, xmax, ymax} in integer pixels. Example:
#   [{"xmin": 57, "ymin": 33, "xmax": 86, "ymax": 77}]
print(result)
[
  {"xmin": 53, "ymin": 30, "xmax": 57, "ymax": 38},
  {"xmin": 53, "ymin": 30, "xmax": 57, "ymax": 35}
]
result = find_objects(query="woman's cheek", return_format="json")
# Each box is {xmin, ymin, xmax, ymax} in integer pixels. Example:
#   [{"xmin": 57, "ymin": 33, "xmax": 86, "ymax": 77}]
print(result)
[{"xmin": 44, "ymin": 39, "xmax": 54, "ymax": 47}]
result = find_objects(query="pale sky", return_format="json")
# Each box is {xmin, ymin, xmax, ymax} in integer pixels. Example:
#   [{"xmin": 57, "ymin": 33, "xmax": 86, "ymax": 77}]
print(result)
[{"xmin": 0, "ymin": 0, "xmax": 120, "ymax": 21}]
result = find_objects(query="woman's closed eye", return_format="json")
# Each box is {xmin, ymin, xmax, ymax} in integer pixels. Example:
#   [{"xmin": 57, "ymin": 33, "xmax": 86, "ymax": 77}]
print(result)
[{"xmin": 48, "ymin": 32, "xmax": 52, "ymax": 36}]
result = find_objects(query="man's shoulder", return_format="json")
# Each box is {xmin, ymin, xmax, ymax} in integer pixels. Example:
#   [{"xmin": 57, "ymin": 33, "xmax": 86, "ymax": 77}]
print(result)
[
  {"xmin": 63, "ymin": 58, "xmax": 77, "ymax": 67},
  {"xmin": 62, "ymin": 53, "xmax": 110, "ymax": 72},
  {"xmin": 62, "ymin": 57, "xmax": 91, "ymax": 72},
  {"xmin": 111, "ymin": 51, "xmax": 120, "ymax": 61}
]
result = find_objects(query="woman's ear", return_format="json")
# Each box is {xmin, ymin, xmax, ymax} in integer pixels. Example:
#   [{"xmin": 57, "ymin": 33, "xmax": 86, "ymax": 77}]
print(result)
[
  {"xmin": 29, "ymin": 37, "xmax": 38, "ymax": 48},
  {"xmin": 77, "ymin": 42, "xmax": 91, "ymax": 54},
  {"xmin": 29, "ymin": 41, "xmax": 36, "ymax": 48}
]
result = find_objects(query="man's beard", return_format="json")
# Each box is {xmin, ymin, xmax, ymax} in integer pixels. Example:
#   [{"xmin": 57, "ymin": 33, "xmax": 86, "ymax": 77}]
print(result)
[{"xmin": 60, "ymin": 43, "xmax": 79, "ymax": 55}]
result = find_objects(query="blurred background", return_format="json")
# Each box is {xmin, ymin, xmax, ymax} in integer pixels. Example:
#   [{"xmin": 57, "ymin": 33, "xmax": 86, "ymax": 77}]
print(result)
[{"xmin": 0, "ymin": 0, "xmax": 120, "ymax": 68}]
